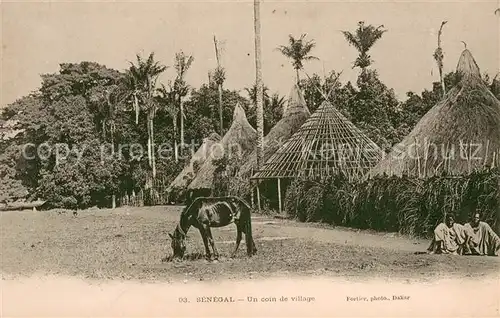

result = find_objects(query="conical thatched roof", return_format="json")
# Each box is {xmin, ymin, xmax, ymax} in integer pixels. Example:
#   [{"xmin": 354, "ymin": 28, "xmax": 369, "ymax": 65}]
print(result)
[
  {"xmin": 491, "ymin": 72, "xmax": 500, "ymax": 96},
  {"xmin": 238, "ymin": 84, "xmax": 311, "ymax": 179},
  {"xmin": 251, "ymin": 99, "xmax": 384, "ymax": 181},
  {"xmin": 188, "ymin": 103, "xmax": 257, "ymax": 190},
  {"xmin": 166, "ymin": 132, "xmax": 221, "ymax": 193},
  {"xmin": 369, "ymin": 49, "xmax": 500, "ymax": 178}
]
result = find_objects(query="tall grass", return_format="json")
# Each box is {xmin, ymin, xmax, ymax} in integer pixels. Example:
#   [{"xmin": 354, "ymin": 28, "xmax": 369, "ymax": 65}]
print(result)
[{"xmin": 284, "ymin": 169, "xmax": 500, "ymax": 238}]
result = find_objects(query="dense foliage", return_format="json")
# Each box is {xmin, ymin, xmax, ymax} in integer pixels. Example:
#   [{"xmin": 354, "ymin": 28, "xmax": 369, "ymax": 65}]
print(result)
[
  {"xmin": 2, "ymin": 21, "xmax": 500, "ymax": 210},
  {"xmin": 284, "ymin": 170, "xmax": 500, "ymax": 238}
]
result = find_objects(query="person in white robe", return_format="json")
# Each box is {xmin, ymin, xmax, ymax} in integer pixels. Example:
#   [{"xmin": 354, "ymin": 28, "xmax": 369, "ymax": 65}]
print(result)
[
  {"xmin": 463, "ymin": 212, "xmax": 500, "ymax": 256},
  {"xmin": 427, "ymin": 214, "xmax": 467, "ymax": 255}
]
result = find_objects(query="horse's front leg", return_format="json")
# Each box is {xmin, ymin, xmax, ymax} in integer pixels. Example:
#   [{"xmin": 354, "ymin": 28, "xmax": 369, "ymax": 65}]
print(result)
[
  {"xmin": 198, "ymin": 226, "xmax": 211, "ymax": 260},
  {"xmin": 206, "ymin": 227, "xmax": 219, "ymax": 260}
]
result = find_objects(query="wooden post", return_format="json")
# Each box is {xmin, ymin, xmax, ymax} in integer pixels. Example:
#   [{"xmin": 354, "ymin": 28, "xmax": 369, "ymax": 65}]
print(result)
[
  {"xmin": 277, "ymin": 178, "xmax": 282, "ymax": 214},
  {"xmin": 468, "ymin": 141, "xmax": 472, "ymax": 175},
  {"xmin": 251, "ymin": 185, "xmax": 255, "ymax": 209},
  {"xmin": 496, "ymin": 174, "xmax": 500, "ymax": 235},
  {"xmin": 256, "ymin": 183, "xmax": 261, "ymax": 213},
  {"xmin": 250, "ymin": 170, "xmax": 255, "ymax": 209}
]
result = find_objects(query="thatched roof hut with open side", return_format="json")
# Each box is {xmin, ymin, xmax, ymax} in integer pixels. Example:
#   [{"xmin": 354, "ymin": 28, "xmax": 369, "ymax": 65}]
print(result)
[
  {"xmin": 369, "ymin": 48, "xmax": 500, "ymax": 178},
  {"xmin": 250, "ymin": 99, "xmax": 383, "ymax": 213},
  {"xmin": 252, "ymin": 99, "xmax": 383, "ymax": 181},
  {"xmin": 166, "ymin": 132, "xmax": 221, "ymax": 202},
  {"xmin": 187, "ymin": 103, "xmax": 257, "ymax": 194},
  {"xmin": 238, "ymin": 84, "xmax": 311, "ymax": 179}
]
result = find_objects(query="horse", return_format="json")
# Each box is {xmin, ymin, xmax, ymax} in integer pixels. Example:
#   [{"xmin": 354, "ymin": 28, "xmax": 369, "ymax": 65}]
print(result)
[{"xmin": 168, "ymin": 196, "xmax": 257, "ymax": 261}]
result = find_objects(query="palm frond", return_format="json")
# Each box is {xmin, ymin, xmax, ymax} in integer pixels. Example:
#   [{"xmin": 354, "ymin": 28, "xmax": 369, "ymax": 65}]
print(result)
[
  {"xmin": 303, "ymin": 55, "xmax": 320, "ymax": 61},
  {"xmin": 342, "ymin": 31, "xmax": 362, "ymax": 51}
]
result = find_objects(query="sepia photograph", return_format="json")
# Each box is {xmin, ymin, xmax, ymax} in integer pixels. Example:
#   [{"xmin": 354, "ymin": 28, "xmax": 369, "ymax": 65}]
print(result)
[{"xmin": 1, "ymin": 0, "xmax": 500, "ymax": 317}]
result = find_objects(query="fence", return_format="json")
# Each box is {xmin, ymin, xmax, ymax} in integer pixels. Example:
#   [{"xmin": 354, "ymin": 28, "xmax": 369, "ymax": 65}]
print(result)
[{"xmin": 118, "ymin": 177, "xmax": 172, "ymax": 207}]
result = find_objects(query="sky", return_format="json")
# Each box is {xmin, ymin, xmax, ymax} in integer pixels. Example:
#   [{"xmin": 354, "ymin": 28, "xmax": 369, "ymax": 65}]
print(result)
[{"xmin": 2, "ymin": 0, "xmax": 500, "ymax": 108}]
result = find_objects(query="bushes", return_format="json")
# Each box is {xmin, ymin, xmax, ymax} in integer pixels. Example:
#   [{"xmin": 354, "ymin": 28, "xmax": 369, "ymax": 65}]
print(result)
[{"xmin": 284, "ymin": 169, "xmax": 500, "ymax": 238}]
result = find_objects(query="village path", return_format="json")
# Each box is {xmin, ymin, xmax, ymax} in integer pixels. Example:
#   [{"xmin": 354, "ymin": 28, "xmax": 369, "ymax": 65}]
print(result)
[{"xmin": 207, "ymin": 214, "xmax": 431, "ymax": 254}]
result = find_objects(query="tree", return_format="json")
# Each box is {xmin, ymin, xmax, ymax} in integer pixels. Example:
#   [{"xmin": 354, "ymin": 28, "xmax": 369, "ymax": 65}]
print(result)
[
  {"xmin": 213, "ymin": 36, "xmax": 226, "ymax": 136},
  {"xmin": 245, "ymin": 84, "xmax": 284, "ymax": 135},
  {"xmin": 245, "ymin": 83, "xmax": 270, "ymax": 105},
  {"xmin": 340, "ymin": 22, "xmax": 398, "ymax": 150},
  {"xmin": 1, "ymin": 62, "xmax": 157, "ymax": 209},
  {"xmin": 298, "ymin": 70, "xmax": 344, "ymax": 113},
  {"xmin": 32, "ymin": 94, "xmax": 125, "ymax": 209},
  {"xmin": 173, "ymin": 51, "xmax": 194, "ymax": 155},
  {"xmin": 182, "ymin": 85, "xmax": 250, "ymax": 142},
  {"xmin": 125, "ymin": 53, "xmax": 167, "ymax": 182},
  {"xmin": 490, "ymin": 73, "xmax": 500, "ymax": 100},
  {"xmin": 395, "ymin": 71, "xmax": 459, "ymax": 141},
  {"xmin": 276, "ymin": 34, "xmax": 319, "ymax": 84},
  {"xmin": 254, "ymin": 0, "xmax": 264, "ymax": 170},
  {"xmin": 342, "ymin": 21, "xmax": 387, "ymax": 71},
  {"xmin": 0, "ymin": 144, "xmax": 28, "ymax": 203},
  {"xmin": 156, "ymin": 83, "xmax": 179, "ymax": 161},
  {"xmin": 88, "ymin": 82, "xmax": 125, "ymax": 208},
  {"xmin": 433, "ymin": 21, "xmax": 448, "ymax": 97},
  {"xmin": 265, "ymin": 93, "xmax": 286, "ymax": 132}
]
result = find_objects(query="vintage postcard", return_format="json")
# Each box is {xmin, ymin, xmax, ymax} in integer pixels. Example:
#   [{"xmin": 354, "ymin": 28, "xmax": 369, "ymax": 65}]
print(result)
[{"xmin": 1, "ymin": 0, "xmax": 499, "ymax": 317}]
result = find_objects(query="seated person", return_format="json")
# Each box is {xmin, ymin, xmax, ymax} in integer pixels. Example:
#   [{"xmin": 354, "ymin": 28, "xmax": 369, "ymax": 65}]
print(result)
[
  {"xmin": 427, "ymin": 214, "xmax": 466, "ymax": 255},
  {"xmin": 463, "ymin": 212, "xmax": 500, "ymax": 256}
]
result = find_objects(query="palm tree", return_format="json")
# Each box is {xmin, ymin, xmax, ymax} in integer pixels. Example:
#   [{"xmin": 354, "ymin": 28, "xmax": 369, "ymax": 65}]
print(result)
[
  {"xmin": 433, "ymin": 21, "xmax": 447, "ymax": 97},
  {"xmin": 125, "ymin": 52, "xmax": 167, "ymax": 181},
  {"xmin": 342, "ymin": 21, "xmax": 387, "ymax": 72},
  {"xmin": 156, "ymin": 83, "xmax": 179, "ymax": 162},
  {"xmin": 276, "ymin": 34, "xmax": 319, "ymax": 85},
  {"xmin": 269, "ymin": 93, "xmax": 286, "ymax": 115},
  {"xmin": 254, "ymin": 0, "xmax": 264, "ymax": 169},
  {"xmin": 266, "ymin": 93, "xmax": 286, "ymax": 131},
  {"xmin": 89, "ymin": 82, "xmax": 122, "ymax": 208},
  {"xmin": 213, "ymin": 36, "xmax": 226, "ymax": 136},
  {"xmin": 245, "ymin": 83, "xmax": 270, "ymax": 106},
  {"xmin": 173, "ymin": 51, "xmax": 194, "ymax": 155}
]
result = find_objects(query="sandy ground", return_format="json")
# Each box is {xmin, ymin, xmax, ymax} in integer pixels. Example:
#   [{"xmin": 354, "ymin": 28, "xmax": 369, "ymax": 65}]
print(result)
[
  {"xmin": 1, "ymin": 206, "xmax": 499, "ymax": 282},
  {"xmin": 1, "ymin": 206, "xmax": 499, "ymax": 316}
]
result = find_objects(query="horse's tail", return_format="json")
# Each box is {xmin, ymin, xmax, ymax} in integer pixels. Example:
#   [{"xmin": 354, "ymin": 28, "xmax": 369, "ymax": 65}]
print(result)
[
  {"xmin": 234, "ymin": 197, "xmax": 254, "ymax": 256},
  {"xmin": 246, "ymin": 208, "xmax": 254, "ymax": 254}
]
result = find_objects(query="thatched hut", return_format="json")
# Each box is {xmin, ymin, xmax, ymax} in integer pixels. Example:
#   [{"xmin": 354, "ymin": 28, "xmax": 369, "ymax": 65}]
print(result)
[
  {"xmin": 166, "ymin": 132, "xmax": 221, "ymax": 202},
  {"xmin": 491, "ymin": 72, "xmax": 500, "ymax": 97},
  {"xmin": 187, "ymin": 103, "xmax": 257, "ymax": 195},
  {"xmin": 250, "ymin": 98, "xmax": 383, "ymax": 212},
  {"xmin": 252, "ymin": 99, "xmax": 383, "ymax": 181},
  {"xmin": 238, "ymin": 84, "xmax": 311, "ymax": 179},
  {"xmin": 369, "ymin": 48, "xmax": 500, "ymax": 178}
]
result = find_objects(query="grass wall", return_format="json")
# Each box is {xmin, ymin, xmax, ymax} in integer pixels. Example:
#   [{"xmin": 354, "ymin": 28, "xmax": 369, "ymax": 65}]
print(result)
[{"xmin": 284, "ymin": 169, "xmax": 500, "ymax": 238}]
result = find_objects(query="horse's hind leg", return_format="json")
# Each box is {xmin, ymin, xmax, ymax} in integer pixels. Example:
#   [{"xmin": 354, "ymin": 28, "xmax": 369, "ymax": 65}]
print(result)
[
  {"xmin": 198, "ymin": 227, "xmax": 212, "ymax": 260},
  {"xmin": 206, "ymin": 227, "xmax": 219, "ymax": 260},
  {"xmin": 231, "ymin": 222, "xmax": 243, "ymax": 258}
]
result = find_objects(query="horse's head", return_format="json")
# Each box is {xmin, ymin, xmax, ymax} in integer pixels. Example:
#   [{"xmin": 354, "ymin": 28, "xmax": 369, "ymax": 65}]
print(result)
[{"xmin": 168, "ymin": 228, "xmax": 186, "ymax": 258}]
